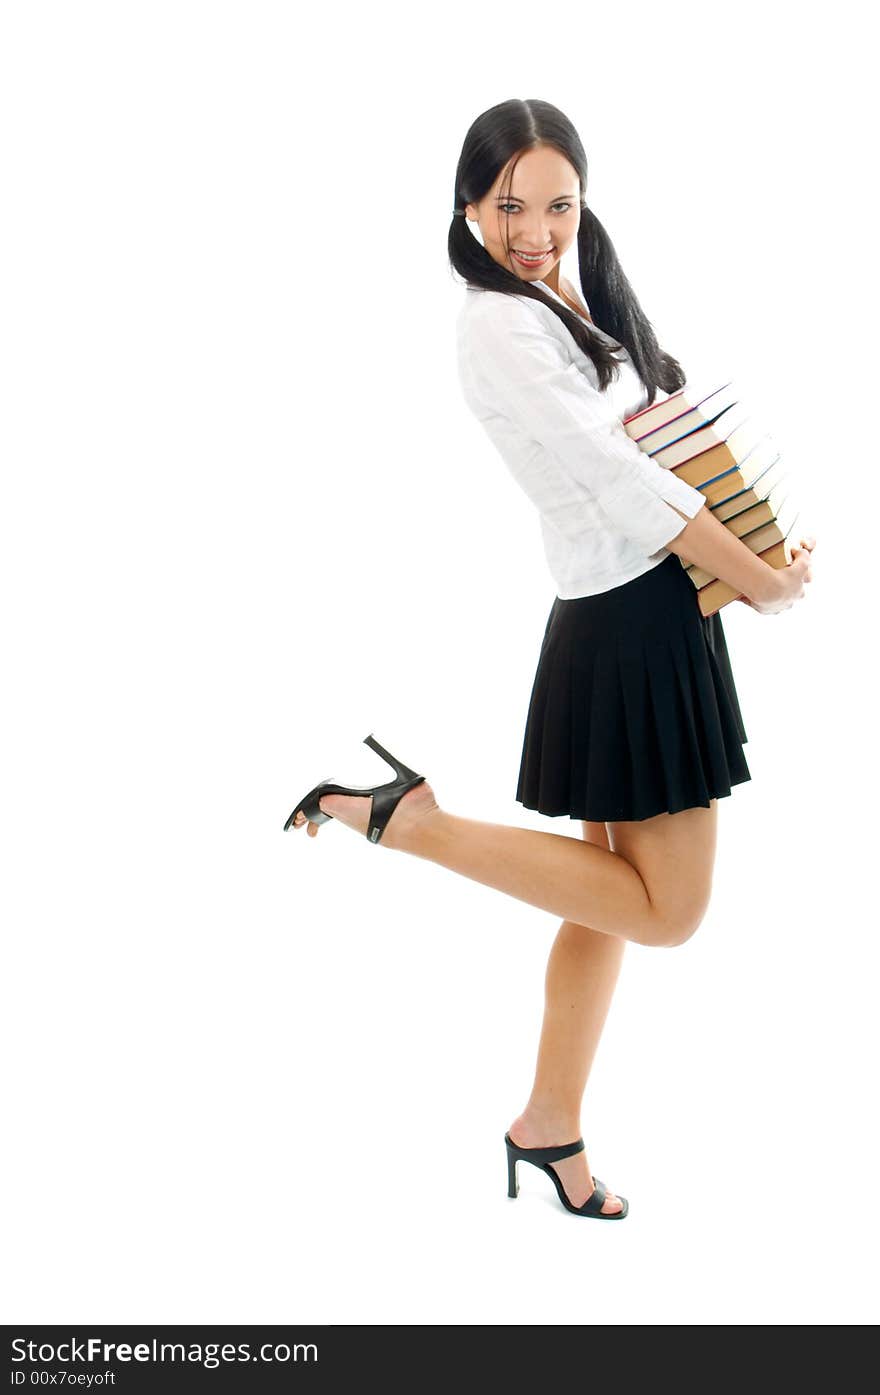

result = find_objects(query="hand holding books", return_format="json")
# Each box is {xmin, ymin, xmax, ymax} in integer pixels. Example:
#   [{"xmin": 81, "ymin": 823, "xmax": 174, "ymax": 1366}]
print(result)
[{"xmin": 738, "ymin": 534, "xmax": 815, "ymax": 614}]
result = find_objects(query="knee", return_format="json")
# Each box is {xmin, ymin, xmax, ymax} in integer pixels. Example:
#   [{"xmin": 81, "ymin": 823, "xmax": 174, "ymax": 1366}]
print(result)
[{"xmin": 649, "ymin": 905, "xmax": 708, "ymax": 949}]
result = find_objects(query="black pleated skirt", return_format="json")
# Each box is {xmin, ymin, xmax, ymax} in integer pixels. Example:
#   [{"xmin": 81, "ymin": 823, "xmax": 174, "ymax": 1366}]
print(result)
[{"xmin": 515, "ymin": 552, "xmax": 751, "ymax": 823}]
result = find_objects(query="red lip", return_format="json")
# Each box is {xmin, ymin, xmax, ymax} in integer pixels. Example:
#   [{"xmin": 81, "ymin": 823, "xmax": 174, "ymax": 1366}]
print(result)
[{"xmin": 512, "ymin": 247, "xmax": 554, "ymax": 263}]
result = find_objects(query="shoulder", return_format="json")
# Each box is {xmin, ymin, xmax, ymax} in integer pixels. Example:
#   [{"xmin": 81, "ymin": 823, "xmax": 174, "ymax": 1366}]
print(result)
[
  {"xmin": 456, "ymin": 285, "xmax": 565, "ymax": 346},
  {"xmin": 456, "ymin": 288, "xmax": 585, "ymax": 406}
]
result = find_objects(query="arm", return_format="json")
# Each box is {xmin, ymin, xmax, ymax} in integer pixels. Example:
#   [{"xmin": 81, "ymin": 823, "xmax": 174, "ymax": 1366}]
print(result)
[
  {"xmin": 663, "ymin": 501, "xmax": 786, "ymax": 605},
  {"xmin": 461, "ymin": 295, "xmax": 707, "ymax": 556}
]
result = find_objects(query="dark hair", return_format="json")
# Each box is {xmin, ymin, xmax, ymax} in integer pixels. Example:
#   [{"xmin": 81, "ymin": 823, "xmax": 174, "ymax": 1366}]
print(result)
[{"xmin": 448, "ymin": 98, "xmax": 685, "ymax": 403}]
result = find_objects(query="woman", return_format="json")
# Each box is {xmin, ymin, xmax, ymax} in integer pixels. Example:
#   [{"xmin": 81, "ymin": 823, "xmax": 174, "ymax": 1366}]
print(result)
[{"xmin": 286, "ymin": 99, "xmax": 815, "ymax": 1221}]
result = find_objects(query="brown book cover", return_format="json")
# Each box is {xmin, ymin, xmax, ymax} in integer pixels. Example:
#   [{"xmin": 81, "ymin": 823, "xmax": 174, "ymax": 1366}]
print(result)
[{"xmin": 624, "ymin": 384, "xmax": 800, "ymax": 616}]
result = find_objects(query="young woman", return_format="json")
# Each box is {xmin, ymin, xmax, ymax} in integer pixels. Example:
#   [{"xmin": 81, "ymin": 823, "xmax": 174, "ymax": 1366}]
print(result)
[{"xmin": 286, "ymin": 99, "xmax": 815, "ymax": 1221}]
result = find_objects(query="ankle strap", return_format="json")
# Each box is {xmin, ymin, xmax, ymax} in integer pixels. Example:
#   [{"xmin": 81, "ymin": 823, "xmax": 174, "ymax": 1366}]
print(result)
[{"xmin": 505, "ymin": 1134, "xmax": 585, "ymax": 1164}]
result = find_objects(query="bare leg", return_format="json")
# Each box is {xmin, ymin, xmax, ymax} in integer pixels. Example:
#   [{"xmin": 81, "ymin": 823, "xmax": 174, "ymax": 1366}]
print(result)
[
  {"xmin": 293, "ymin": 780, "xmax": 716, "ymax": 949},
  {"xmin": 507, "ymin": 820, "xmax": 626, "ymax": 1214}
]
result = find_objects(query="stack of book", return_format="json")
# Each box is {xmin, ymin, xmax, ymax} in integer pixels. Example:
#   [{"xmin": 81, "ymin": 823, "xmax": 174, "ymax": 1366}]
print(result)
[{"xmin": 623, "ymin": 381, "xmax": 800, "ymax": 617}]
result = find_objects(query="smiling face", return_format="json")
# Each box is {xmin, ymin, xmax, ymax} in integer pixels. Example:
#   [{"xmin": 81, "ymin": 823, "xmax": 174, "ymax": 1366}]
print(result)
[{"xmin": 464, "ymin": 143, "xmax": 583, "ymax": 293}]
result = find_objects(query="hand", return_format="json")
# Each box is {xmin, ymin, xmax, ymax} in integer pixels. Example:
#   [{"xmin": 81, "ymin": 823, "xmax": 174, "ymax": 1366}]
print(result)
[{"xmin": 738, "ymin": 535, "xmax": 816, "ymax": 614}]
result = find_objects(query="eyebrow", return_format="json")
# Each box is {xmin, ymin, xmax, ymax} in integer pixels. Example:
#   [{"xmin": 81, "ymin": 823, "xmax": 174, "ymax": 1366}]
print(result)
[{"xmin": 494, "ymin": 192, "xmax": 576, "ymax": 203}]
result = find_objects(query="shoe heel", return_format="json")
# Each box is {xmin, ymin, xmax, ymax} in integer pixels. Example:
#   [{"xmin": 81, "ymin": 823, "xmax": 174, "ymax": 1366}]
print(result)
[
  {"xmin": 363, "ymin": 732, "xmax": 421, "ymax": 784},
  {"xmin": 506, "ymin": 1143, "xmax": 519, "ymax": 1199}
]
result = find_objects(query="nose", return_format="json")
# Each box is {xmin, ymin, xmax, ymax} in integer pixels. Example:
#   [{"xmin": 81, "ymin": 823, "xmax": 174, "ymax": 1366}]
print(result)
[{"xmin": 518, "ymin": 221, "xmax": 554, "ymax": 249}]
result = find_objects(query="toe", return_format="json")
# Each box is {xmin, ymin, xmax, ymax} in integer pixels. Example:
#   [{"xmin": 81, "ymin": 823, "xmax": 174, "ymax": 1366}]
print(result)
[{"xmin": 591, "ymin": 1176, "xmax": 622, "ymax": 1215}]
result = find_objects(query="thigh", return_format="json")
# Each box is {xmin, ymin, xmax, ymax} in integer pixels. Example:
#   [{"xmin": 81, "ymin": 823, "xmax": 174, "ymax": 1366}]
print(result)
[
  {"xmin": 580, "ymin": 819, "xmax": 611, "ymax": 850},
  {"xmin": 606, "ymin": 801, "xmax": 719, "ymax": 941}
]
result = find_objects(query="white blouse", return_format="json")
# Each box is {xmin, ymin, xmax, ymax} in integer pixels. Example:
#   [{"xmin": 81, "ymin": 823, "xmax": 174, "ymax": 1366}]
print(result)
[{"xmin": 455, "ymin": 279, "xmax": 707, "ymax": 598}]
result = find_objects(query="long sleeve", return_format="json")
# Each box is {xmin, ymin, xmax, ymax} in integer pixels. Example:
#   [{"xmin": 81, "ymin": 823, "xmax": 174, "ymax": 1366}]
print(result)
[{"xmin": 459, "ymin": 294, "xmax": 707, "ymax": 556}]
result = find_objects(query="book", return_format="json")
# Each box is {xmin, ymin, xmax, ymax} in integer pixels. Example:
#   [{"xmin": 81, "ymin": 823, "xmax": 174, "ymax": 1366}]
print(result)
[
  {"xmin": 623, "ymin": 382, "xmax": 802, "ymax": 617},
  {"xmin": 625, "ymin": 380, "xmax": 738, "ymax": 449}
]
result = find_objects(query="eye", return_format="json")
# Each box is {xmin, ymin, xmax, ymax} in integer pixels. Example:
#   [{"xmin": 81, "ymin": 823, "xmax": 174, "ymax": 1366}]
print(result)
[{"xmin": 498, "ymin": 201, "xmax": 573, "ymax": 215}]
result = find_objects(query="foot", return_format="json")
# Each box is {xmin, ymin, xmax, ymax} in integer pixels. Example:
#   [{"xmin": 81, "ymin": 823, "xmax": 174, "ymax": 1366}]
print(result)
[
  {"xmin": 290, "ymin": 777, "xmax": 440, "ymax": 851},
  {"xmin": 507, "ymin": 1110, "xmax": 624, "ymax": 1216}
]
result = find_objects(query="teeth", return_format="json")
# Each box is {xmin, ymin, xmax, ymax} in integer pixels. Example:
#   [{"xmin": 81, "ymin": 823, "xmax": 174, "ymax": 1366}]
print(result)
[{"xmin": 514, "ymin": 250, "xmax": 551, "ymax": 261}]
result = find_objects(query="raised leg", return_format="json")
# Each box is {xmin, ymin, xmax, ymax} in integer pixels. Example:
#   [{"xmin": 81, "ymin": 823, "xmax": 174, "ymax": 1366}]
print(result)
[{"xmin": 293, "ymin": 779, "xmax": 718, "ymax": 949}]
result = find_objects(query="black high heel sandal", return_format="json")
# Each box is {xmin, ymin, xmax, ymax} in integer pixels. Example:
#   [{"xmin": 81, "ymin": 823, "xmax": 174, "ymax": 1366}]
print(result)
[
  {"xmin": 283, "ymin": 733, "xmax": 426, "ymax": 845},
  {"xmin": 504, "ymin": 1132, "xmax": 629, "ymax": 1220}
]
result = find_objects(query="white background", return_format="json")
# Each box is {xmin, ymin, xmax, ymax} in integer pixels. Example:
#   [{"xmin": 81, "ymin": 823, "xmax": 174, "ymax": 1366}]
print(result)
[{"xmin": 2, "ymin": 0, "xmax": 877, "ymax": 1326}]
